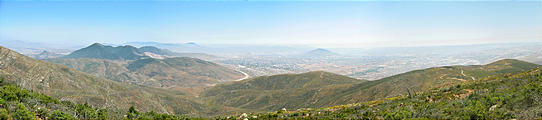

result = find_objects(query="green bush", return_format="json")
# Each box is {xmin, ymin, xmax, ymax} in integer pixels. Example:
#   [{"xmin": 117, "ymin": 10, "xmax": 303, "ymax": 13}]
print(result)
[
  {"xmin": 49, "ymin": 110, "xmax": 74, "ymax": 120},
  {"xmin": 76, "ymin": 102, "xmax": 96, "ymax": 119},
  {"xmin": 13, "ymin": 102, "xmax": 35, "ymax": 120},
  {"xmin": 35, "ymin": 107, "xmax": 49, "ymax": 119},
  {"xmin": 0, "ymin": 109, "xmax": 8, "ymax": 120},
  {"xmin": 96, "ymin": 108, "xmax": 108, "ymax": 120}
]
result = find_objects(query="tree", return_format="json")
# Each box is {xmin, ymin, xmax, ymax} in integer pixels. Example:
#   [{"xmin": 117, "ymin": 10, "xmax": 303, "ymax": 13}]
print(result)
[
  {"xmin": 13, "ymin": 102, "xmax": 35, "ymax": 120},
  {"xmin": 127, "ymin": 106, "xmax": 140, "ymax": 119},
  {"xmin": 76, "ymin": 102, "xmax": 96, "ymax": 119}
]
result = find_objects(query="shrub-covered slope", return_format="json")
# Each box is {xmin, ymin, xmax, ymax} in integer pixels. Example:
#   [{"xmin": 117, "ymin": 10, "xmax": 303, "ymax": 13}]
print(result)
[
  {"xmin": 46, "ymin": 57, "xmax": 244, "ymax": 88},
  {"xmin": 202, "ymin": 71, "xmax": 366, "ymax": 111},
  {"xmin": 204, "ymin": 59, "xmax": 539, "ymax": 113},
  {"xmin": 0, "ymin": 46, "xmax": 209, "ymax": 115},
  {"xmin": 0, "ymin": 77, "xmax": 109, "ymax": 119},
  {"xmin": 228, "ymin": 65, "xmax": 542, "ymax": 119},
  {"xmin": 328, "ymin": 59, "xmax": 540, "ymax": 105}
]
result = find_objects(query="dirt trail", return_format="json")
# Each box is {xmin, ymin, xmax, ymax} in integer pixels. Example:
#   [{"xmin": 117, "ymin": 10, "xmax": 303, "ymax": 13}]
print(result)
[
  {"xmin": 461, "ymin": 69, "xmax": 476, "ymax": 80},
  {"xmin": 234, "ymin": 70, "xmax": 250, "ymax": 81}
]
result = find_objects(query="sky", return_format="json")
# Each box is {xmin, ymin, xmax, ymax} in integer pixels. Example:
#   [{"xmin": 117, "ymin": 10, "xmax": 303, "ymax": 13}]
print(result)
[{"xmin": 0, "ymin": 0, "xmax": 541, "ymax": 48}]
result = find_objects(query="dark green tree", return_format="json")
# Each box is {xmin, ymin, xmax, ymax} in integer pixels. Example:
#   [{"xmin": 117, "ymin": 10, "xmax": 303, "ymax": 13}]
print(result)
[{"xmin": 127, "ymin": 106, "xmax": 140, "ymax": 119}]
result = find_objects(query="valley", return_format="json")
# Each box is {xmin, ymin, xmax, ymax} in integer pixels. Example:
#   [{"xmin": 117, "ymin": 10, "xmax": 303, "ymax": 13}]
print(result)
[
  {"xmin": 1, "ymin": 43, "xmax": 540, "ymax": 119},
  {"xmin": 0, "ymin": 1, "xmax": 540, "ymax": 119}
]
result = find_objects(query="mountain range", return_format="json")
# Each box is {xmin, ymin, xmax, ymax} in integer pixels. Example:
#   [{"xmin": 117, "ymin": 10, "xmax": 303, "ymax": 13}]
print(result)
[
  {"xmin": 122, "ymin": 42, "xmax": 207, "ymax": 53},
  {"xmin": 201, "ymin": 59, "xmax": 539, "ymax": 112},
  {"xmin": 233, "ymin": 63, "xmax": 542, "ymax": 119},
  {"xmin": 0, "ymin": 46, "xmax": 209, "ymax": 115},
  {"xmin": 47, "ymin": 44, "xmax": 244, "ymax": 89},
  {"xmin": 0, "ymin": 44, "xmax": 541, "ymax": 118},
  {"xmin": 62, "ymin": 43, "xmax": 217, "ymax": 61}
]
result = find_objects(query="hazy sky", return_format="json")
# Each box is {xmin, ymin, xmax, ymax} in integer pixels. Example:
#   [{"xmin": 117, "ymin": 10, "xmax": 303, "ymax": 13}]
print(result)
[{"xmin": 0, "ymin": 1, "xmax": 540, "ymax": 48}]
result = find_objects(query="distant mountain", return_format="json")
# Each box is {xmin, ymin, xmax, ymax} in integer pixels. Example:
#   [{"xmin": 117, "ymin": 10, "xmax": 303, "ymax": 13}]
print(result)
[
  {"xmin": 123, "ymin": 41, "xmax": 207, "ymax": 53},
  {"xmin": 123, "ymin": 41, "xmax": 317, "ymax": 56},
  {"xmin": 201, "ymin": 71, "xmax": 366, "ymax": 110},
  {"xmin": 139, "ymin": 46, "xmax": 177, "ymax": 56},
  {"xmin": 125, "ymin": 41, "xmax": 200, "ymax": 47},
  {"xmin": 123, "ymin": 41, "xmax": 183, "ymax": 47},
  {"xmin": 185, "ymin": 42, "xmax": 201, "ymax": 46},
  {"xmin": 47, "ymin": 57, "xmax": 244, "ymax": 88},
  {"xmin": 0, "ymin": 39, "xmax": 82, "ymax": 55},
  {"xmin": 63, "ymin": 43, "xmax": 148, "ymax": 60},
  {"xmin": 31, "ymin": 50, "xmax": 64, "ymax": 59},
  {"xmin": 308, "ymin": 48, "xmax": 334, "ymax": 54},
  {"xmin": 298, "ymin": 48, "xmax": 340, "ymax": 58},
  {"xmin": 64, "ymin": 43, "xmax": 218, "ymax": 61},
  {"xmin": 139, "ymin": 46, "xmax": 218, "ymax": 60},
  {"xmin": 0, "ymin": 46, "xmax": 209, "ymax": 115}
]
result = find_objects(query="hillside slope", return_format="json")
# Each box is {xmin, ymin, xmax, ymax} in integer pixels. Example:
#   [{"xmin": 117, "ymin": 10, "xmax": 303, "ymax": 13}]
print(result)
[
  {"xmin": 328, "ymin": 59, "xmax": 540, "ymax": 105},
  {"xmin": 0, "ymin": 46, "xmax": 209, "ymax": 115},
  {"xmin": 46, "ymin": 57, "xmax": 244, "ymax": 88},
  {"xmin": 202, "ymin": 71, "xmax": 366, "ymax": 110},
  {"xmin": 238, "ymin": 65, "xmax": 542, "ymax": 119},
  {"xmin": 203, "ymin": 59, "xmax": 539, "ymax": 112}
]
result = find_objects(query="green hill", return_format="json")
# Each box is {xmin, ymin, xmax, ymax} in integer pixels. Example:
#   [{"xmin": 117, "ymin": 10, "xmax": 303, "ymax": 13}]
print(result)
[
  {"xmin": 201, "ymin": 71, "xmax": 366, "ymax": 111},
  {"xmin": 234, "ymin": 65, "xmax": 542, "ymax": 119},
  {"xmin": 203, "ymin": 59, "xmax": 539, "ymax": 113},
  {"xmin": 46, "ymin": 57, "xmax": 244, "ymax": 88},
  {"xmin": 327, "ymin": 59, "xmax": 540, "ymax": 105},
  {"xmin": 0, "ymin": 46, "xmax": 210, "ymax": 116}
]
